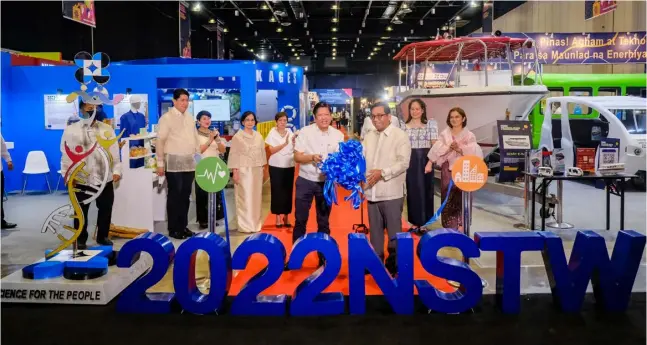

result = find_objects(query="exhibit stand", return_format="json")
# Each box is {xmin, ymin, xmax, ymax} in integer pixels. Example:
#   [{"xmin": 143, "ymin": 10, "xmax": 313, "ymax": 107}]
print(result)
[{"xmin": 112, "ymin": 133, "xmax": 166, "ymax": 232}]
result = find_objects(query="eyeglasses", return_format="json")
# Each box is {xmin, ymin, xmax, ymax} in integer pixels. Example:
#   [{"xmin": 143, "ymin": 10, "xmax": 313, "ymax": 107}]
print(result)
[{"xmin": 370, "ymin": 114, "xmax": 389, "ymax": 120}]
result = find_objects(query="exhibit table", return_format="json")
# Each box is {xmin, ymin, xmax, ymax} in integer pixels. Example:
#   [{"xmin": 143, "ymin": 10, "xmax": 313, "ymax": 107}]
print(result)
[
  {"xmin": 111, "ymin": 133, "xmax": 166, "ymax": 232},
  {"xmin": 523, "ymin": 172, "xmax": 635, "ymax": 231}
]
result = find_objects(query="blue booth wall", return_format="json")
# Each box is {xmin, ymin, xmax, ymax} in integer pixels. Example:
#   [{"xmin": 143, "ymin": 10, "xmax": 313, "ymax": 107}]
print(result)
[
  {"xmin": 1, "ymin": 53, "xmax": 257, "ymax": 192},
  {"xmin": 118, "ymin": 58, "xmax": 304, "ymax": 128}
]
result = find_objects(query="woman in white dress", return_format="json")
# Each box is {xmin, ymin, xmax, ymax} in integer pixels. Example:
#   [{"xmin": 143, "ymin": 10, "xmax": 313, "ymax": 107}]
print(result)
[
  {"xmin": 265, "ymin": 112, "xmax": 296, "ymax": 228},
  {"xmin": 228, "ymin": 111, "xmax": 267, "ymax": 233},
  {"xmin": 194, "ymin": 110, "xmax": 227, "ymax": 229}
]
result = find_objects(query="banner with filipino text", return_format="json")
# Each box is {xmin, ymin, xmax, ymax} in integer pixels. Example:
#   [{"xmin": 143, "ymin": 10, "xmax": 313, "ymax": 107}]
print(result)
[
  {"xmin": 585, "ymin": 0, "xmax": 617, "ymax": 20},
  {"xmin": 62, "ymin": 0, "xmax": 95, "ymax": 28},
  {"xmin": 179, "ymin": 1, "xmax": 191, "ymax": 58},
  {"xmin": 471, "ymin": 32, "xmax": 646, "ymax": 64}
]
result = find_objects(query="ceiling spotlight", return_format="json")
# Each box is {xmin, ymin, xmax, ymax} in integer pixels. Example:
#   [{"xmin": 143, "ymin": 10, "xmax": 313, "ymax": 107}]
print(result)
[
  {"xmin": 296, "ymin": 56, "xmax": 300, "ymax": 60},
  {"xmin": 332, "ymin": 56, "xmax": 336, "ymax": 60},
  {"xmin": 351, "ymin": 54, "xmax": 354, "ymax": 57},
  {"xmin": 368, "ymin": 56, "xmax": 371, "ymax": 60},
  {"xmin": 420, "ymin": 20, "xmax": 423, "ymax": 25},
  {"xmin": 331, "ymin": 4, "xmax": 338, "ymax": 10},
  {"xmin": 235, "ymin": 10, "xmax": 239, "ymax": 16},
  {"xmin": 259, "ymin": 54, "xmax": 266, "ymax": 60},
  {"xmin": 410, "ymin": 29, "xmax": 414, "ymax": 34},
  {"xmin": 312, "ymin": 44, "xmax": 315, "ymax": 48},
  {"xmin": 304, "ymin": 22, "xmax": 307, "ymax": 28},
  {"xmin": 254, "ymin": 31, "xmax": 258, "ymax": 36},
  {"xmin": 234, "ymin": 37, "xmax": 238, "ymax": 41},
  {"xmin": 294, "ymin": 53, "xmax": 298, "ymax": 56},
  {"xmin": 331, "ymin": 27, "xmax": 338, "ymax": 32},
  {"xmin": 305, "ymin": 66, "xmax": 308, "ymax": 71},
  {"xmin": 276, "ymin": 27, "xmax": 283, "ymax": 32},
  {"xmin": 191, "ymin": 2, "xmax": 201, "ymax": 12},
  {"xmin": 386, "ymin": 26, "xmax": 393, "ymax": 31},
  {"xmin": 281, "ymin": 22, "xmax": 291, "ymax": 26},
  {"xmin": 332, "ymin": 36, "xmax": 337, "ymax": 40},
  {"xmin": 242, "ymin": 43, "xmax": 247, "ymax": 47},
  {"xmin": 310, "ymin": 37, "xmax": 313, "ymax": 42},
  {"xmin": 288, "ymin": 42, "xmax": 292, "ymax": 46},
  {"xmin": 392, "ymin": 16, "xmax": 403, "ymax": 24},
  {"xmin": 332, "ymin": 52, "xmax": 336, "ymax": 56},
  {"xmin": 261, "ymin": 3, "xmax": 269, "ymax": 10},
  {"xmin": 404, "ymin": 37, "xmax": 407, "ymax": 42},
  {"xmin": 362, "ymin": 22, "xmax": 366, "ymax": 28},
  {"xmin": 292, "ymin": 48, "xmax": 295, "ymax": 52},
  {"xmin": 332, "ymin": 18, "xmax": 338, "ymax": 23},
  {"xmin": 208, "ymin": 18, "xmax": 215, "ymax": 24},
  {"xmin": 359, "ymin": 30, "xmax": 362, "ymax": 34},
  {"xmin": 270, "ymin": 17, "xmax": 277, "ymax": 23},
  {"xmin": 283, "ymin": 37, "xmax": 288, "ymax": 41},
  {"xmin": 292, "ymin": 38, "xmax": 299, "ymax": 41},
  {"xmin": 333, "ymin": 48, "xmax": 337, "ymax": 52},
  {"xmin": 431, "ymin": 8, "xmax": 435, "ymax": 15},
  {"xmin": 246, "ymin": 22, "xmax": 250, "ymax": 28},
  {"xmin": 306, "ymin": 30, "xmax": 309, "ymax": 35},
  {"xmin": 470, "ymin": 1, "xmax": 478, "ymax": 7},
  {"xmin": 224, "ymin": 28, "xmax": 229, "ymax": 33},
  {"xmin": 456, "ymin": 16, "xmax": 461, "ymax": 20},
  {"xmin": 377, "ymin": 41, "xmax": 383, "ymax": 45},
  {"xmin": 250, "ymin": 48, "xmax": 254, "ymax": 52},
  {"xmin": 332, "ymin": 42, "xmax": 337, "ymax": 47}
]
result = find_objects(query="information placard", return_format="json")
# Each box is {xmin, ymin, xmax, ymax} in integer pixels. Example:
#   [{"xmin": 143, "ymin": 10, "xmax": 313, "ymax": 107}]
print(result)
[
  {"xmin": 496, "ymin": 120, "xmax": 532, "ymax": 182},
  {"xmin": 44, "ymin": 94, "xmax": 79, "ymax": 130}
]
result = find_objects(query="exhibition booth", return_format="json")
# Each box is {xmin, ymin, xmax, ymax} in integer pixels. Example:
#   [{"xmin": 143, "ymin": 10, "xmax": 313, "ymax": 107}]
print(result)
[{"xmin": 0, "ymin": 53, "xmax": 306, "ymax": 195}]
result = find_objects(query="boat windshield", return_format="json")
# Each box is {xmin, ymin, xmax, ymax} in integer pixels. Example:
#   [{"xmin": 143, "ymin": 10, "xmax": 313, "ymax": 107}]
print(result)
[{"xmin": 611, "ymin": 108, "xmax": 647, "ymax": 135}]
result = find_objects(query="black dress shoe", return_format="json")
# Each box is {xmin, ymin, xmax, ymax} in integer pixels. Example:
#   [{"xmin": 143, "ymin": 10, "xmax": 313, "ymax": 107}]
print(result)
[
  {"xmin": 77, "ymin": 242, "xmax": 88, "ymax": 250},
  {"xmin": 169, "ymin": 231, "xmax": 187, "ymax": 240},
  {"xmin": 183, "ymin": 228, "xmax": 196, "ymax": 237},
  {"xmin": 96, "ymin": 238, "xmax": 113, "ymax": 246},
  {"xmin": 199, "ymin": 223, "xmax": 208, "ymax": 230},
  {"xmin": 1, "ymin": 222, "xmax": 17, "ymax": 229}
]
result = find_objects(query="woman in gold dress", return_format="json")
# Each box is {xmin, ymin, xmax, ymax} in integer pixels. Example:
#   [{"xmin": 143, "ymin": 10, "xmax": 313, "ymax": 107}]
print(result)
[{"xmin": 228, "ymin": 111, "xmax": 267, "ymax": 233}]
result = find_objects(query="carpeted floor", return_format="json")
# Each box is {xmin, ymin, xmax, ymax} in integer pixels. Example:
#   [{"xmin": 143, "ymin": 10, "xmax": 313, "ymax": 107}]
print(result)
[{"xmin": 2, "ymin": 294, "xmax": 645, "ymax": 345}]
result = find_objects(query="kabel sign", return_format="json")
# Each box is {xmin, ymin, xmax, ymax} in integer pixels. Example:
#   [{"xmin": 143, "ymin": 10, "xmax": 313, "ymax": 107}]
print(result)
[{"xmin": 116, "ymin": 228, "xmax": 645, "ymax": 316}]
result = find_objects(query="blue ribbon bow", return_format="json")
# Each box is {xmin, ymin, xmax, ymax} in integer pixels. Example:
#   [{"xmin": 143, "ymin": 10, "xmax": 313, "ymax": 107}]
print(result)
[{"xmin": 318, "ymin": 140, "xmax": 366, "ymax": 209}]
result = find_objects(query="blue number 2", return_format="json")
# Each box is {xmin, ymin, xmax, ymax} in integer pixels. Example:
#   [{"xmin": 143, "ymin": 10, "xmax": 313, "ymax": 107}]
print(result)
[
  {"xmin": 116, "ymin": 232, "xmax": 176, "ymax": 314},
  {"xmin": 288, "ymin": 233, "xmax": 345, "ymax": 316},
  {"xmin": 230, "ymin": 233, "xmax": 288, "ymax": 316}
]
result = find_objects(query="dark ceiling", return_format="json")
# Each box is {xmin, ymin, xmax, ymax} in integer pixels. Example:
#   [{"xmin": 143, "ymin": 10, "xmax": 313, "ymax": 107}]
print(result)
[
  {"xmin": 1, "ymin": 1, "xmax": 525, "ymax": 76},
  {"xmin": 202, "ymin": 1, "xmax": 524, "ymax": 73}
]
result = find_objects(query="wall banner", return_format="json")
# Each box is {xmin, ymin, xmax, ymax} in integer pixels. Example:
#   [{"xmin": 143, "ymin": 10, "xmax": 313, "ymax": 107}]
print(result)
[
  {"xmin": 585, "ymin": 0, "xmax": 617, "ymax": 21},
  {"xmin": 62, "ymin": 1, "xmax": 96, "ymax": 28},
  {"xmin": 179, "ymin": 1, "xmax": 191, "ymax": 58},
  {"xmin": 471, "ymin": 32, "xmax": 646, "ymax": 64}
]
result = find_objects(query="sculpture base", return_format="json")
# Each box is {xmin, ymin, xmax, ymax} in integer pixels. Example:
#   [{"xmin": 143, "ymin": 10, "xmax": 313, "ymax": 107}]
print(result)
[{"xmin": 0, "ymin": 253, "xmax": 152, "ymax": 305}]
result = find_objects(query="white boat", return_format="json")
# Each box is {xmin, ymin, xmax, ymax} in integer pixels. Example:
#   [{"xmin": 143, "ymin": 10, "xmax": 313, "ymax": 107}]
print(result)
[{"xmin": 393, "ymin": 36, "xmax": 548, "ymax": 153}]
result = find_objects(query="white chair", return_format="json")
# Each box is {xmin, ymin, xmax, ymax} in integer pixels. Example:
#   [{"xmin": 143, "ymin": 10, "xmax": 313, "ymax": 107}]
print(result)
[
  {"xmin": 22, "ymin": 151, "xmax": 52, "ymax": 195},
  {"xmin": 54, "ymin": 169, "xmax": 64, "ymax": 193}
]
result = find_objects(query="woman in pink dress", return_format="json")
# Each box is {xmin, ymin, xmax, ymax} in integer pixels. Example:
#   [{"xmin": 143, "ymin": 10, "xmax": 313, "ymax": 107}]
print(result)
[{"xmin": 426, "ymin": 107, "xmax": 483, "ymax": 231}]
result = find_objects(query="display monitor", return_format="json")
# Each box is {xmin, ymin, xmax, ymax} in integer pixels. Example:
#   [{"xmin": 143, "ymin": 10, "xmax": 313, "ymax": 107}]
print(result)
[{"xmin": 193, "ymin": 99, "xmax": 231, "ymax": 121}]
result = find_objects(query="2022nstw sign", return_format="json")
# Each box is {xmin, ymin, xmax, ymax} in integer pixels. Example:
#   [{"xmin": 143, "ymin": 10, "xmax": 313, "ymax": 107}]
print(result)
[{"xmin": 112, "ymin": 228, "xmax": 645, "ymax": 316}]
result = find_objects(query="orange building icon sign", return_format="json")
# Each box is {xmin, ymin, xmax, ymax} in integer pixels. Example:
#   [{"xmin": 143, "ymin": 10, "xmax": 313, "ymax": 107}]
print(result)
[{"xmin": 451, "ymin": 155, "xmax": 488, "ymax": 192}]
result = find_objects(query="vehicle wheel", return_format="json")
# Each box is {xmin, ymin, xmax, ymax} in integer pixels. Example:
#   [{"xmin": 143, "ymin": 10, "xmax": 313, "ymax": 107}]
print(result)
[{"xmin": 632, "ymin": 171, "xmax": 646, "ymax": 191}]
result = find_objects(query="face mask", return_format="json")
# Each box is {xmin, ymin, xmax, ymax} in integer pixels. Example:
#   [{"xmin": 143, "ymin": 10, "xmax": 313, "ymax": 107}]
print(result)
[{"xmin": 79, "ymin": 108, "xmax": 97, "ymax": 126}]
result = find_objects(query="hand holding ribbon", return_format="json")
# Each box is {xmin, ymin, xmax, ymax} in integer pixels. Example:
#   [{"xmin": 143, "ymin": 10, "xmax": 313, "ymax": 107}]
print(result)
[{"xmin": 318, "ymin": 140, "xmax": 367, "ymax": 209}]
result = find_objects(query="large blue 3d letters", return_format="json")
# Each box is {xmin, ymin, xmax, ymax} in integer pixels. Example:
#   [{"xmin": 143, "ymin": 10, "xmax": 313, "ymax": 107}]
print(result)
[
  {"xmin": 415, "ymin": 229, "xmax": 483, "ymax": 314},
  {"xmin": 540, "ymin": 230, "xmax": 645, "ymax": 312},
  {"xmin": 348, "ymin": 233, "xmax": 414, "ymax": 315}
]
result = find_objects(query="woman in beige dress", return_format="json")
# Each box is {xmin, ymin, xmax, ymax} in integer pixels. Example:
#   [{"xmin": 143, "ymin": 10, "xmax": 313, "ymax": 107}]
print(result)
[{"xmin": 228, "ymin": 111, "xmax": 267, "ymax": 233}]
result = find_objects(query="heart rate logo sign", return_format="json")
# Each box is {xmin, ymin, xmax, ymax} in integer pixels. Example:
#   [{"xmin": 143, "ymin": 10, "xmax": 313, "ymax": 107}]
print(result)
[{"xmin": 195, "ymin": 157, "xmax": 230, "ymax": 193}]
